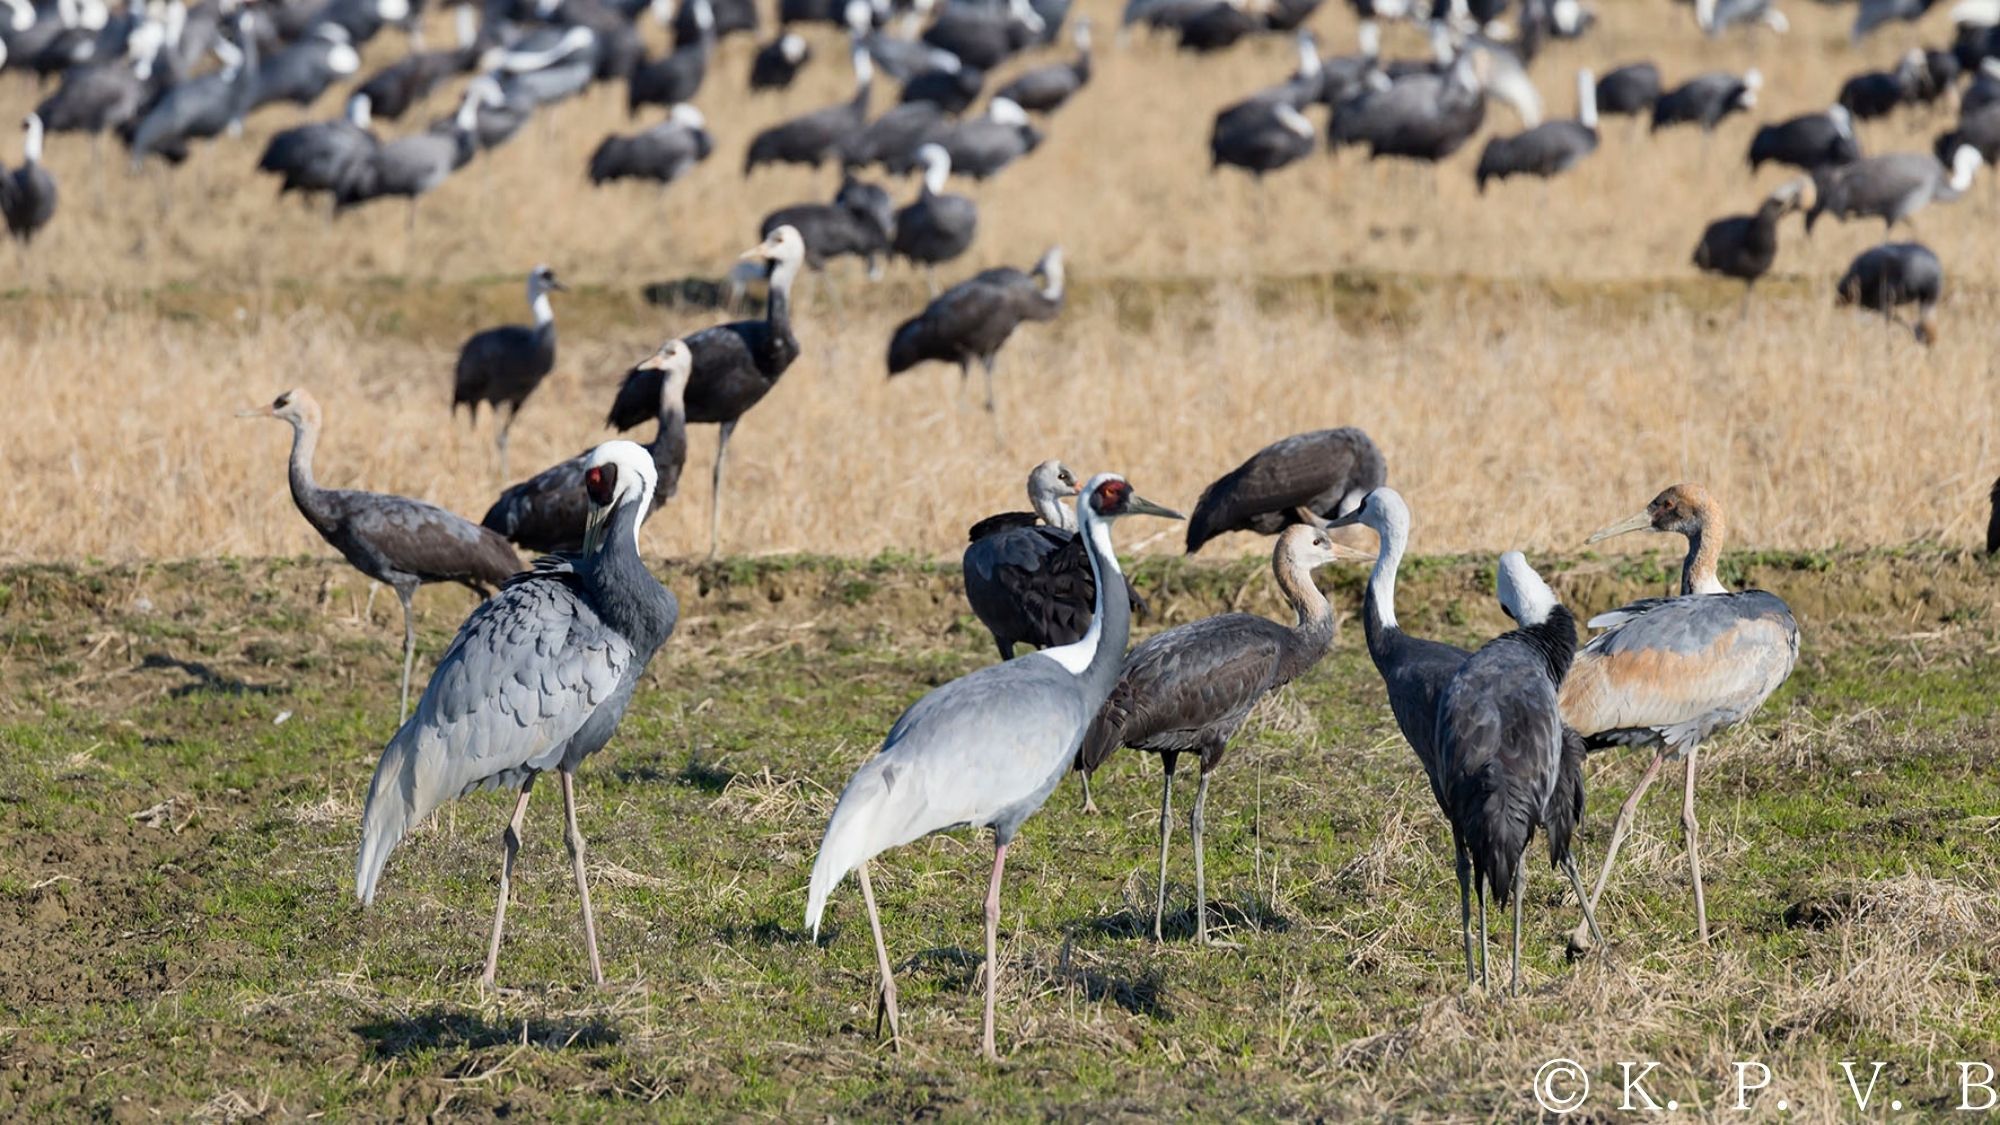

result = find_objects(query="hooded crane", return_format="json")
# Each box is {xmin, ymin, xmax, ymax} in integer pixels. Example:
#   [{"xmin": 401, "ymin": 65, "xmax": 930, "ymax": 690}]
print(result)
[
  {"xmin": 484, "ymin": 341, "xmax": 692, "ymax": 554},
  {"xmin": 1212, "ymin": 100, "xmax": 1315, "ymax": 176},
  {"xmin": 629, "ymin": 0, "xmax": 712, "ymax": 115},
  {"xmin": 453, "ymin": 265, "xmax": 566, "ymax": 481},
  {"xmin": 35, "ymin": 19, "xmax": 163, "ymax": 142},
  {"xmin": 1475, "ymin": 67, "xmax": 1596, "ymax": 193},
  {"xmin": 1839, "ymin": 48, "xmax": 1924, "ymax": 121},
  {"xmin": 744, "ymin": 35, "xmax": 873, "ymax": 172},
  {"xmin": 606, "ymin": 226, "xmax": 805, "ymax": 557},
  {"xmin": 1329, "ymin": 52, "xmax": 1487, "ymax": 164},
  {"xmin": 355, "ymin": 4, "xmax": 486, "ymax": 120},
  {"xmin": 1651, "ymin": 69, "xmax": 1757, "ymax": 133},
  {"xmin": 257, "ymin": 93, "xmax": 379, "ymax": 202},
  {"xmin": 356, "ymin": 441, "xmax": 678, "ymax": 988},
  {"xmin": 587, "ymin": 104, "xmax": 714, "ymax": 185},
  {"xmin": 1693, "ymin": 0, "xmax": 1788, "ymax": 34},
  {"xmin": 923, "ymin": 0, "xmax": 1042, "ymax": 71},
  {"xmin": 249, "ymin": 22, "xmax": 361, "ymax": 112},
  {"xmin": 806, "ymin": 474, "xmax": 1182, "ymax": 1060},
  {"xmin": 840, "ymin": 99, "xmax": 953, "ymax": 173},
  {"xmin": 749, "ymin": 31, "xmax": 810, "ymax": 90},
  {"xmin": 996, "ymin": 17, "xmax": 1090, "ymax": 113},
  {"xmin": 891, "ymin": 145, "xmax": 978, "ymax": 290},
  {"xmin": 1837, "ymin": 241, "xmax": 1943, "ymax": 346},
  {"xmin": 1561, "ymin": 484, "xmax": 1798, "ymax": 951},
  {"xmin": 1081, "ymin": 525, "xmax": 1364, "ymax": 945},
  {"xmin": 337, "ymin": 78, "xmax": 487, "ymax": 225},
  {"xmin": 888, "ymin": 245, "xmax": 1062, "ymax": 418},
  {"xmin": 1184, "ymin": 427, "xmax": 1386, "ymax": 554},
  {"xmin": 1, "ymin": 114, "xmax": 56, "ymax": 243},
  {"xmin": 1594, "ymin": 62, "xmax": 1659, "ymax": 119},
  {"xmin": 1807, "ymin": 147, "xmax": 1980, "ymax": 231},
  {"xmin": 1748, "ymin": 106, "xmax": 1858, "ymax": 173},
  {"xmin": 1436, "ymin": 553, "xmax": 1595, "ymax": 993},
  {"xmin": 756, "ymin": 175, "xmax": 895, "ymax": 277},
  {"xmin": 938, "ymin": 96, "xmax": 1042, "ymax": 179},
  {"xmin": 1314, "ymin": 21, "xmax": 1382, "ymax": 109},
  {"xmin": 126, "ymin": 10, "xmax": 258, "ymax": 168},
  {"xmin": 901, "ymin": 61, "xmax": 986, "ymax": 115},
  {"xmin": 240, "ymin": 389, "xmax": 522, "ymax": 718},
  {"xmin": 1692, "ymin": 178, "xmax": 1807, "ymax": 311}
]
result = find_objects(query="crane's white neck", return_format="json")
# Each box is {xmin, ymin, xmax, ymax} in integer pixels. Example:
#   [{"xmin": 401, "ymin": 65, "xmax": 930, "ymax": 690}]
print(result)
[
  {"xmin": 766, "ymin": 250, "xmax": 802, "ymax": 300},
  {"xmin": 1356, "ymin": 19, "xmax": 1379, "ymax": 58},
  {"xmin": 1949, "ymin": 146, "xmax": 1979, "ymax": 193},
  {"xmin": 1029, "ymin": 482, "xmax": 1073, "ymax": 530},
  {"xmin": 346, "ymin": 94, "xmax": 371, "ymax": 129},
  {"xmin": 850, "ymin": 43, "xmax": 873, "ymax": 91},
  {"xmin": 1040, "ymin": 516, "xmax": 1117, "ymax": 674},
  {"xmin": 528, "ymin": 276, "xmax": 555, "ymax": 325},
  {"xmin": 921, "ymin": 151, "xmax": 949, "ymax": 194},
  {"xmin": 21, "ymin": 115, "xmax": 42, "ymax": 164},
  {"xmin": 1366, "ymin": 504, "xmax": 1409, "ymax": 631},
  {"xmin": 1295, "ymin": 33, "xmax": 1320, "ymax": 78},
  {"xmin": 1576, "ymin": 69, "xmax": 1597, "ymax": 129},
  {"xmin": 1037, "ymin": 249, "xmax": 1064, "ymax": 302}
]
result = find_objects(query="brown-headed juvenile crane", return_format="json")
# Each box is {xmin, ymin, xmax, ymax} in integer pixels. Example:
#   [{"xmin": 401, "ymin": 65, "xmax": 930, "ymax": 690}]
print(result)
[
  {"xmin": 807, "ymin": 475, "xmax": 1182, "ymax": 1060},
  {"xmin": 1080, "ymin": 524, "xmax": 1368, "ymax": 945},
  {"xmin": 1561, "ymin": 484, "xmax": 1798, "ymax": 952},
  {"xmin": 241, "ymin": 389, "xmax": 522, "ymax": 719},
  {"xmin": 1436, "ymin": 552, "xmax": 1597, "ymax": 993},
  {"xmin": 1184, "ymin": 428, "xmax": 1386, "ymax": 554}
]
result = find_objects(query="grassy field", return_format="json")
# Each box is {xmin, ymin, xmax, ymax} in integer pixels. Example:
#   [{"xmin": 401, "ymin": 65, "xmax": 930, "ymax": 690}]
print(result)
[{"xmin": 2, "ymin": 549, "xmax": 1997, "ymax": 1118}]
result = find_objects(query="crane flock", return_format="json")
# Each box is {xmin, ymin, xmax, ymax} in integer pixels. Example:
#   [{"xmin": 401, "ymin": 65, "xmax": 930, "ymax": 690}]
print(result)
[{"xmin": 3, "ymin": 0, "xmax": 1992, "ymax": 1072}]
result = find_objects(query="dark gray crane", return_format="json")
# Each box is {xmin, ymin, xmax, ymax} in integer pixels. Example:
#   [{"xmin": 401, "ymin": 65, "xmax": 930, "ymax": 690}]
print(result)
[
  {"xmin": 1329, "ymin": 55, "xmax": 1487, "ymax": 163},
  {"xmin": 891, "ymin": 144, "xmax": 977, "ymax": 290},
  {"xmin": 839, "ymin": 99, "xmax": 951, "ymax": 173},
  {"xmin": 248, "ymin": 22, "xmax": 361, "ymax": 112},
  {"xmin": 240, "ymin": 388, "xmax": 522, "ymax": 718},
  {"xmin": 356, "ymin": 441, "xmax": 679, "ymax": 988},
  {"xmin": 1594, "ymin": 61, "xmax": 1659, "ymax": 119},
  {"xmin": 453, "ymin": 264, "xmax": 566, "ymax": 481},
  {"xmin": 807, "ymin": 474, "xmax": 1181, "ymax": 1060},
  {"xmin": 1748, "ymin": 106, "xmax": 1858, "ymax": 173},
  {"xmin": 923, "ymin": 0, "xmax": 1042, "ymax": 70},
  {"xmin": 1, "ymin": 113, "xmax": 56, "ymax": 243},
  {"xmin": 629, "ymin": 0, "xmax": 711, "ymax": 115},
  {"xmin": 750, "ymin": 31, "xmax": 811, "ymax": 90},
  {"xmin": 1184, "ymin": 427, "xmax": 1385, "ymax": 554},
  {"xmin": 1837, "ymin": 241, "xmax": 1943, "ymax": 346},
  {"xmin": 1807, "ymin": 147, "xmax": 1980, "ymax": 230},
  {"xmin": 607, "ymin": 226, "xmax": 806, "ymax": 556},
  {"xmin": 1839, "ymin": 48, "xmax": 1924, "ymax": 120},
  {"xmin": 355, "ymin": 4, "xmax": 487, "ymax": 120},
  {"xmin": 888, "ymin": 245, "xmax": 1062, "ymax": 418},
  {"xmin": 996, "ymin": 17, "xmax": 1089, "ymax": 113},
  {"xmin": 1082, "ymin": 524, "xmax": 1363, "ymax": 944},
  {"xmin": 587, "ymin": 103, "xmax": 714, "ymax": 185},
  {"xmin": 1475, "ymin": 67, "xmax": 1596, "ymax": 193},
  {"xmin": 1561, "ymin": 484, "xmax": 1798, "ymax": 952},
  {"xmin": 126, "ymin": 11, "xmax": 259, "ymax": 168},
  {"xmin": 754, "ymin": 175, "xmax": 894, "ymax": 276},
  {"xmin": 744, "ymin": 38, "xmax": 873, "ymax": 172},
  {"xmin": 484, "ymin": 340, "xmax": 692, "ymax": 554},
  {"xmin": 257, "ymin": 93, "xmax": 379, "ymax": 202},
  {"xmin": 337, "ymin": 79, "xmax": 486, "ymax": 223},
  {"xmin": 1650, "ymin": 68, "xmax": 1758, "ymax": 132},
  {"xmin": 938, "ymin": 96, "xmax": 1042, "ymax": 179},
  {"xmin": 901, "ymin": 62, "xmax": 986, "ymax": 114},
  {"xmin": 1211, "ymin": 100, "xmax": 1314, "ymax": 176},
  {"xmin": 1436, "ymin": 552, "xmax": 1595, "ymax": 993},
  {"xmin": 36, "ymin": 24, "xmax": 162, "ymax": 141},
  {"xmin": 1691, "ymin": 178, "xmax": 1806, "ymax": 311}
]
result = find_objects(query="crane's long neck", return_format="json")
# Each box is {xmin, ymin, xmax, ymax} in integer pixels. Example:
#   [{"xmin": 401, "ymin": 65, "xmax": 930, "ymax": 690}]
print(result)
[
  {"xmin": 530, "ymin": 284, "xmax": 554, "ymax": 330},
  {"xmin": 1042, "ymin": 512, "xmax": 1131, "ymax": 701},
  {"xmin": 584, "ymin": 495, "xmax": 675, "ymax": 655},
  {"xmin": 285, "ymin": 417, "xmax": 334, "ymax": 530},
  {"xmin": 764, "ymin": 256, "xmax": 798, "ymax": 342},
  {"xmin": 1681, "ymin": 516, "xmax": 1727, "ymax": 595},
  {"xmin": 22, "ymin": 116, "xmax": 43, "ymax": 164},
  {"xmin": 1275, "ymin": 553, "xmax": 1335, "ymax": 682},
  {"xmin": 1518, "ymin": 605, "xmax": 1578, "ymax": 687},
  {"xmin": 650, "ymin": 390, "xmax": 688, "ymax": 508},
  {"xmin": 1029, "ymin": 488, "xmax": 1071, "ymax": 530}
]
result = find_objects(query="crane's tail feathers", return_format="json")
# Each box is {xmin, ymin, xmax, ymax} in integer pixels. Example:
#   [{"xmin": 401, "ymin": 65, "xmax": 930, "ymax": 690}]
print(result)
[
  {"xmin": 354, "ymin": 728, "xmax": 429, "ymax": 906},
  {"xmin": 804, "ymin": 762, "xmax": 905, "ymax": 939}
]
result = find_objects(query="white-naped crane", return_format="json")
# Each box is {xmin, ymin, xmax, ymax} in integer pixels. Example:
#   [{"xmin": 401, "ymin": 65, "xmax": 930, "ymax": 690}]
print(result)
[
  {"xmin": 356, "ymin": 441, "xmax": 679, "ymax": 988},
  {"xmin": 807, "ymin": 474, "xmax": 1182, "ymax": 1060},
  {"xmin": 484, "ymin": 341, "xmax": 692, "ymax": 555},
  {"xmin": 1081, "ymin": 524, "xmax": 1367, "ymax": 944},
  {"xmin": 240, "ymin": 389, "xmax": 522, "ymax": 719},
  {"xmin": 1561, "ymin": 484, "xmax": 1798, "ymax": 953},
  {"xmin": 607, "ymin": 227, "xmax": 805, "ymax": 557},
  {"xmin": 453, "ymin": 264, "xmax": 566, "ymax": 481}
]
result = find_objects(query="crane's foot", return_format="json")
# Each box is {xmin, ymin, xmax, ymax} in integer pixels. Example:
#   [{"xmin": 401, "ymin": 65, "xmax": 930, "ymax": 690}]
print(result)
[{"xmin": 1201, "ymin": 934, "xmax": 1243, "ymax": 950}]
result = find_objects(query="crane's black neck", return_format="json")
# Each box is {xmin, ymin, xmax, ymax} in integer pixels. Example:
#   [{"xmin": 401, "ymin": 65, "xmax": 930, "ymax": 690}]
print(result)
[
  {"xmin": 581, "ymin": 500, "xmax": 677, "ymax": 657},
  {"xmin": 1513, "ymin": 605, "xmax": 1578, "ymax": 688}
]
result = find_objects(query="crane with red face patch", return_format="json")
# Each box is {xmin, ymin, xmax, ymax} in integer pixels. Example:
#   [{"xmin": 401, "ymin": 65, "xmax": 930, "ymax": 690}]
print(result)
[
  {"xmin": 806, "ymin": 474, "xmax": 1182, "ymax": 1062},
  {"xmin": 1560, "ymin": 483, "xmax": 1799, "ymax": 953}
]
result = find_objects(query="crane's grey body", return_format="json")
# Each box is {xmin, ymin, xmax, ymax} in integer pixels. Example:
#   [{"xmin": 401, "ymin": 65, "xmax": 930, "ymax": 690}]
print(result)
[
  {"xmin": 891, "ymin": 144, "xmax": 978, "ymax": 286},
  {"xmin": 937, "ymin": 97, "xmax": 1042, "ymax": 179},
  {"xmin": 1837, "ymin": 240, "xmax": 1943, "ymax": 344},
  {"xmin": 1651, "ymin": 69, "xmax": 1758, "ymax": 132},
  {"xmin": 1476, "ymin": 68, "xmax": 1596, "ymax": 192},
  {"xmin": 589, "ymin": 104, "xmax": 714, "ymax": 185},
  {"xmin": 258, "ymin": 94, "xmax": 378, "ymax": 199},
  {"xmin": 995, "ymin": 18, "xmax": 1089, "ymax": 112},
  {"xmin": 1185, "ymin": 427, "xmax": 1385, "ymax": 553},
  {"xmin": 356, "ymin": 441, "xmax": 678, "ymax": 987},
  {"xmin": 744, "ymin": 40, "xmax": 872, "ymax": 171},
  {"xmin": 1808, "ymin": 148, "xmax": 1978, "ymax": 230}
]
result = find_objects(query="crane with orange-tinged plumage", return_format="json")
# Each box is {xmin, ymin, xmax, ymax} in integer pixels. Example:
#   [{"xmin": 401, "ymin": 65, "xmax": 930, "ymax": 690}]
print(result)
[{"xmin": 1560, "ymin": 484, "xmax": 1798, "ymax": 953}]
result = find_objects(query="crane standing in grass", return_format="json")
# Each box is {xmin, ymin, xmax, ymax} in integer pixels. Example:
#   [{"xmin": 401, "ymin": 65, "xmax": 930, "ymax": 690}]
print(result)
[
  {"xmin": 454, "ymin": 265, "xmax": 567, "ymax": 482},
  {"xmin": 356, "ymin": 442, "xmax": 679, "ymax": 988},
  {"xmin": 241, "ymin": 388, "xmax": 522, "ymax": 719},
  {"xmin": 1561, "ymin": 484, "xmax": 1798, "ymax": 952},
  {"xmin": 1080, "ymin": 524, "xmax": 1366, "ymax": 945},
  {"xmin": 806, "ymin": 474, "xmax": 1182, "ymax": 1061}
]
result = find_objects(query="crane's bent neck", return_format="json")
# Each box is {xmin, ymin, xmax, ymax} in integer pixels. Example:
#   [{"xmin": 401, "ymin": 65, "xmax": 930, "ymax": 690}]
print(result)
[
  {"xmin": 650, "ymin": 387, "xmax": 689, "ymax": 508},
  {"xmin": 583, "ymin": 498, "xmax": 676, "ymax": 656},
  {"xmin": 530, "ymin": 283, "xmax": 554, "ymax": 328},
  {"xmin": 1366, "ymin": 520, "xmax": 1404, "ymax": 632},
  {"xmin": 1029, "ymin": 487, "xmax": 1072, "ymax": 530},
  {"xmin": 1275, "ymin": 554, "xmax": 1335, "ymax": 680},
  {"xmin": 284, "ymin": 417, "xmax": 332, "ymax": 528},
  {"xmin": 1681, "ymin": 519, "xmax": 1727, "ymax": 596},
  {"xmin": 764, "ymin": 257, "xmax": 798, "ymax": 339},
  {"xmin": 1040, "ymin": 514, "xmax": 1129, "ymax": 694}
]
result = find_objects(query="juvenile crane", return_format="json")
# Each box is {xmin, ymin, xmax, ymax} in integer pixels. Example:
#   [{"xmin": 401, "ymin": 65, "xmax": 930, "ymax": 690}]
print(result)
[
  {"xmin": 608, "ymin": 226, "xmax": 805, "ymax": 556},
  {"xmin": 1692, "ymin": 179, "xmax": 1806, "ymax": 310},
  {"xmin": 1081, "ymin": 525, "xmax": 1365, "ymax": 944},
  {"xmin": 1561, "ymin": 484, "xmax": 1798, "ymax": 951},
  {"xmin": 484, "ymin": 341, "xmax": 692, "ymax": 554},
  {"xmin": 241, "ymin": 389, "xmax": 522, "ymax": 718},
  {"xmin": 888, "ymin": 245, "xmax": 1063, "ymax": 419},
  {"xmin": 357, "ymin": 442, "xmax": 679, "ymax": 987},
  {"xmin": 454, "ymin": 264, "xmax": 566, "ymax": 481},
  {"xmin": 1436, "ymin": 553, "xmax": 1595, "ymax": 993},
  {"xmin": 1184, "ymin": 428, "xmax": 1386, "ymax": 554},
  {"xmin": 1837, "ymin": 241, "xmax": 1943, "ymax": 346},
  {"xmin": 807, "ymin": 475, "xmax": 1181, "ymax": 1060}
]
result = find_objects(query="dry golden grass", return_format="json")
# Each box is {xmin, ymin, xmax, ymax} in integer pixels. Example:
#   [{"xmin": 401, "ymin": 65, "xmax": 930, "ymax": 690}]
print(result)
[{"xmin": 1, "ymin": 0, "xmax": 1997, "ymax": 563}]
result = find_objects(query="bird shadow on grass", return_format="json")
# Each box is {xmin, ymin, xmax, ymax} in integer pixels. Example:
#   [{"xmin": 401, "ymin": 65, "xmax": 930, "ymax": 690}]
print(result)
[
  {"xmin": 1087, "ymin": 897, "xmax": 1292, "ymax": 944},
  {"xmin": 719, "ymin": 918, "xmax": 817, "ymax": 946},
  {"xmin": 353, "ymin": 1008, "xmax": 621, "ymax": 1059},
  {"xmin": 139, "ymin": 653, "xmax": 276, "ymax": 698}
]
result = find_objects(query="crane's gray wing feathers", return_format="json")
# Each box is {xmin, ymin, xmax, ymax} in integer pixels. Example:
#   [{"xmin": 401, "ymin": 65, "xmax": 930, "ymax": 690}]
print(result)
[{"xmin": 1088, "ymin": 614, "xmax": 1284, "ymax": 763}]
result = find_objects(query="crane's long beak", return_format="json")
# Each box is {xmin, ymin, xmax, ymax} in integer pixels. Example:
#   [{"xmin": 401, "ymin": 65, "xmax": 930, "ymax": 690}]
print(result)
[
  {"xmin": 1329, "ymin": 542, "xmax": 1374, "ymax": 561},
  {"xmin": 235, "ymin": 406, "xmax": 273, "ymax": 418},
  {"xmin": 1125, "ymin": 494, "xmax": 1184, "ymax": 520},
  {"xmin": 582, "ymin": 502, "xmax": 611, "ymax": 556},
  {"xmin": 635, "ymin": 349, "xmax": 671, "ymax": 371},
  {"xmin": 548, "ymin": 278, "xmax": 570, "ymax": 293},
  {"xmin": 1586, "ymin": 512, "xmax": 1653, "ymax": 543},
  {"xmin": 739, "ymin": 241, "xmax": 774, "ymax": 262},
  {"xmin": 1323, "ymin": 509, "xmax": 1365, "ymax": 530}
]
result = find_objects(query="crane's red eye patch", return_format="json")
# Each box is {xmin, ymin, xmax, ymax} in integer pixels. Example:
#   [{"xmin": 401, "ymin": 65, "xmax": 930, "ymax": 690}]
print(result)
[
  {"xmin": 1094, "ymin": 480, "xmax": 1129, "ymax": 513},
  {"xmin": 585, "ymin": 464, "xmax": 617, "ymax": 506}
]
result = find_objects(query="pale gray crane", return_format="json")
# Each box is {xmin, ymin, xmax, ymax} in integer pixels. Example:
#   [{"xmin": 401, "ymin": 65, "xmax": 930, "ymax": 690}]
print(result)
[
  {"xmin": 1080, "ymin": 524, "xmax": 1366, "ymax": 944},
  {"xmin": 806, "ymin": 474, "xmax": 1181, "ymax": 1060},
  {"xmin": 1561, "ymin": 484, "xmax": 1798, "ymax": 952},
  {"xmin": 1807, "ymin": 147, "xmax": 1980, "ymax": 231},
  {"xmin": 240, "ymin": 389, "xmax": 523, "ymax": 718},
  {"xmin": 356, "ymin": 441, "xmax": 680, "ymax": 988}
]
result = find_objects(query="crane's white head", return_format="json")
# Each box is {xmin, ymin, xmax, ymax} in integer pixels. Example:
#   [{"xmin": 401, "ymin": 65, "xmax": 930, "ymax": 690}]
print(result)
[
  {"xmin": 1028, "ymin": 459, "xmax": 1079, "ymax": 502},
  {"xmin": 21, "ymin": 113, "xmax": 43, "ymax": 163},
  {"xmin": 917, "ymin": 143, "xmax": 952, "ymax": 193},
  {"xmin": 1073, "ymin": 16, "xmax": 1091, "ymax": 51},
  {"xmin": 988, "ymin": 97, "xmax": 1028, "ymax": 126},
  {"xmin": 843, "ymin": 0, "xmax": 870, "ymax": 31},
  {"xmin": 1826, "ymin": 103, "xmax": 1852, "ymax": 137},
  {"xmin": 1495, "ymin": 551, "xmax": 1559, "ymax": 626},
  {"xmin": 1949, "ymin": 142, "xmax": 1981, "ymax": 189},
  {"xmin": 582, "ymin": 441, "xmax": 660, "ymax": 555},
  {"xmin": 779, "ymin": 31, "xmax": 807, "ymax": 63},
  {"xmin": 741, "ymin": 225, "xmax": 806, "ymax": 286},
  {"xmin": 1356, "ymin": 18, "xmax": 1380, "ymax": 58},
  {"xmin": 668, "ymin": 102, "xmax": 707, "ymax": 130},
  {"xmin": 636, "ymin": 338, "xmax": 695, "ymax": 404},
  {"xmin": 346, "ymin": 92, "xmax": 372, "ymax": 130},
  {"xmin": 239, "ymin": 387, "xmax": 323, "ymax": 431},
  {"xmin": 527, "ymin": 265, "xmax": 565, "ymax": 322},
  {"xmin": 1034, "ymin": 244, "xmax": 1064, "ymax": 301}
]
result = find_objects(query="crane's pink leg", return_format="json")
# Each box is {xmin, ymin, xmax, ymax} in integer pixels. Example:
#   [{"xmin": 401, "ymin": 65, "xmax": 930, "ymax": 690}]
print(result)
[
  {"xmin": 1569, "ymin": 750, "xmax": 1665, "ymax": 952},
  {"xmin": 857, "ymin": 860, "xmax": 901, "ymax": 1052},
  {"xmin": 480, "ymin": 783, "xmax": 534, "ymax": 988},
  {"xmin": 559, "ymin": 771, "xmax": 606, "ymax": 985},
  {"xmin": 1079, "ymin": 769, "xmax": 1099, "ymax": 815},
  {"xmin": 1682, "ymin": 745, "xmax": 1709, "ymax": 944},
  {"xmin": 981, "ymin": 840, "xmax": 1009, "ymax": 1064}
]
